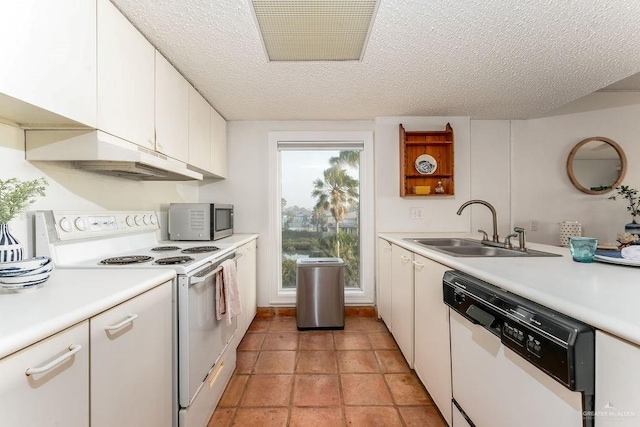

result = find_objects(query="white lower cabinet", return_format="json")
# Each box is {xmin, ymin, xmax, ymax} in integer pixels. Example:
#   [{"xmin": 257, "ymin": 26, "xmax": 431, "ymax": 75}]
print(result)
[
  {"xmin": 377, "ymin": 238, "xmax": 393, "ymax": 330},
  {"xmin": 413, "ymin": 255, "xmax": 452, "ymax": 425},
  {"xmin": 235, "ymin": 239, "xmax": 258, "ymax": 343},
  {"xmin": 391, "ymin": 244, "xmax": 414, "ymax": 367},
  {"xmin": 91, "ymin": 281, "xmax": 173, "ymax": 427},
  {"xmin": 0, "ymin": 321, "xmax": 89, "ymax": 427},
  {"xmin": 595, "ymin": 330, "xmax": 640, "ymax": 427},
  {"xmin": 452, "ymin": 402, "xmax": 472, "ymax": 427}
]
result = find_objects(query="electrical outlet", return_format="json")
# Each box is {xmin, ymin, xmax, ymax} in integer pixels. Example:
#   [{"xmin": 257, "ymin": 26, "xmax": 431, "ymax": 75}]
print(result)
[
  {"xmin": 410, "ymin": 207, "xmax": 424, "ymax": 220},
  {"xmin": 530, "ymin": 220, "xmax": 538, "ymax": 231}
]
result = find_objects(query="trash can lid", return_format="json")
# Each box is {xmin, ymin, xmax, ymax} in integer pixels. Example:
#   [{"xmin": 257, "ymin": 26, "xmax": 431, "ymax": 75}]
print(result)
[{"xmin": 297, "ymin": 257, "xmax": 344, "ymax": 266}]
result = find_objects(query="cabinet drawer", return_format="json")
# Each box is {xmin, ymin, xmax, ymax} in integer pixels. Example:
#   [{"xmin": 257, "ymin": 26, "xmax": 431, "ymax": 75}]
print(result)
[{"xmin": 0, "ymin": 321, "xmax": 89, "ymax": 427}]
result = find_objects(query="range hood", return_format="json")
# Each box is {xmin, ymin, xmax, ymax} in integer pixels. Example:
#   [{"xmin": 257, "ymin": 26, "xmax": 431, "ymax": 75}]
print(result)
[{"xmin": 26, "ymin": 130, "xmax": 203, "ymax": 181}]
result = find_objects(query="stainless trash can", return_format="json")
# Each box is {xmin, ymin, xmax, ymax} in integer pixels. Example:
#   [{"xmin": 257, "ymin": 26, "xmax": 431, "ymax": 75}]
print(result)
[{"xmin": 296, "ymin": 258, "xmax": 345, "ymax": 330}]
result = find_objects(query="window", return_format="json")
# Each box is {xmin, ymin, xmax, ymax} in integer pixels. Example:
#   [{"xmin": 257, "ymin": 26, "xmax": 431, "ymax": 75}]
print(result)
[
  {"xmin": 281, "ymin": 149, "xmax": 361, "ymax": 289},
  {"xmin": 268, "ymin": 131, "xmax": 374, "ymax": 305}
]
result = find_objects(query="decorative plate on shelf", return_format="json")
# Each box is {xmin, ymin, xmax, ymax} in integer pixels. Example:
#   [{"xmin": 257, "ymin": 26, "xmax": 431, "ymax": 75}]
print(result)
[{"xmin": 415, "ymin": 154, "xmax": 437, "ymax": 175}]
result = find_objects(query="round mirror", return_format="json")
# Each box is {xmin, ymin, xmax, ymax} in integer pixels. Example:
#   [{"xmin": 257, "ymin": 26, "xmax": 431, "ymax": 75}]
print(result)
[{"xmin": 566, "ymin": 137, "xmax": 627, "ymax": 194}]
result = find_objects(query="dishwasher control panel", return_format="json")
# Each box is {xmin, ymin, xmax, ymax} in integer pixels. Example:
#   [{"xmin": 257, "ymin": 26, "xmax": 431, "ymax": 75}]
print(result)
[{"xmin": 443, "ymin": 270, "xmax": 595, "ymax": 395}]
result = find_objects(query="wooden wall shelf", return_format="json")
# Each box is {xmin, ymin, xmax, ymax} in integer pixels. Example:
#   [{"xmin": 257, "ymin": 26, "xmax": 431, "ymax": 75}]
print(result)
[{"xmin": 399, "ymin": 123, "xmax": 454, "ymax": 197}]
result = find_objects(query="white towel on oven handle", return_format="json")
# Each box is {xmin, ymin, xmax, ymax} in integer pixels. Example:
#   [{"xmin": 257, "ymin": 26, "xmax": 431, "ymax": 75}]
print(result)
[{"xmin": 216, "ymin": 259, "xmax": 242, "ymax": 325}]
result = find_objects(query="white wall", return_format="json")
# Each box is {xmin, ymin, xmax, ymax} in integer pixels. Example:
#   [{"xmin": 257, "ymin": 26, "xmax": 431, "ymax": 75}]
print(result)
[
  {"xmin": 0, "ymin": 120, "xmax": 198, "ymax": 256},
  {"xmin": 511, "ymin": 93, "xmax": 640, "ymax": 245},
  {"xmin": 469, "ymin": 120, "xmax": 512, "ymax": 239},
  {"xmin": 199, "ymin": 121, "xmax": 374, "ymax": 307}
]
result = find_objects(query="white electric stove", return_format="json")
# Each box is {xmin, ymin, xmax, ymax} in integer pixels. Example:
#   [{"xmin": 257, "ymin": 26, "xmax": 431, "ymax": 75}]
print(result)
[{"xmin": 34, "ymin": 210, "xmax": 238, "ymax": 427}]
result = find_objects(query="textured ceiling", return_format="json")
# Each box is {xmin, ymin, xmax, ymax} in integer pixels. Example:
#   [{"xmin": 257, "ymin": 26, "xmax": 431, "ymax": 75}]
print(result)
[{"xmin": 111, "ymin": 0, "xmax": 640, "ymax": 121}]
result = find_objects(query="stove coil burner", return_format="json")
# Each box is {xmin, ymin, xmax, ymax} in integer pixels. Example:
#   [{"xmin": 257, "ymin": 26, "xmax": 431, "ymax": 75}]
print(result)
[
  {"xmin": 155, "ymin": 256, "xmax": 195, "ymax": 265},
  {"xmin": 100, "ymin": 255, "xmax": 153, "ymax": 265},
  {"xmin": 151, "ymin": 246, "xmax": 181, "ymax": 252},
  {"xmin": 181, "ymin": 246, "xmax": 220, "ymax": 254}
]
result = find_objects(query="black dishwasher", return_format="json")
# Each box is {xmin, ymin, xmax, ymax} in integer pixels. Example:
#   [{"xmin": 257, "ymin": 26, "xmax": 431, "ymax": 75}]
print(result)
[{"xmin": 443, "ymin": 270, "xmax": 595, "ymax": 427}]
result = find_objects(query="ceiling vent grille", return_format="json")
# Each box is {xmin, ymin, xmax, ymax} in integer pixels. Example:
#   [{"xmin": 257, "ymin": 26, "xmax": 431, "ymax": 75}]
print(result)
[{"xmin": 250, "ymin": 0, "xmax": 380, "ymax": 62}]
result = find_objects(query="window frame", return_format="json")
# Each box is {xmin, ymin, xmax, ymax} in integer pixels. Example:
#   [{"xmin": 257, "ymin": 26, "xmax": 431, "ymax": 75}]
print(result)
[{"xmin": 267, "ymin": 131, "xmax": 375, "ymax": 305}]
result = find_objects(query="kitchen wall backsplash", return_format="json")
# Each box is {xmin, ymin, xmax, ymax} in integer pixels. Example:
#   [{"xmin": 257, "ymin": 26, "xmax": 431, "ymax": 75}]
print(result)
[{"xmin": 0, "ymin": 121, "xmax": 199, "ymax": 257}]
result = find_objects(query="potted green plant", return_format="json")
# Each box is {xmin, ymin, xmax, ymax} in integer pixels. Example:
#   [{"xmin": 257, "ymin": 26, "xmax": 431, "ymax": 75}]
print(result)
[
  {"xmin": 0, "ymin": 177, "xmax": 48, "ymax": 262},
  {"xmin": 608, "ymin": 185, "xmax": 640, "ymax": 235}
]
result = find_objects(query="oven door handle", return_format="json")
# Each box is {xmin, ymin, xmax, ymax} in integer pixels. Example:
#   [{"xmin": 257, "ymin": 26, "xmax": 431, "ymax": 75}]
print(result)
[
  {"xmin": 191, "ymin": 265, "xmax": 223, "ymax": 284},
  {"xmin": 190, "ymin": 253, "xmax": 241, "ymax": 285}
]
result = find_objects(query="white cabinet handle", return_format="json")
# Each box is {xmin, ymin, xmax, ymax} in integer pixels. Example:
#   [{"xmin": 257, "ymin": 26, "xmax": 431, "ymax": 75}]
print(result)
[
  {"xmin": 412, "ymin": 261, "xmax": 425, "ymax": 267},
  {"xmin": 400, "ymin": 255, "xmax": 410, "ymax": 261},
  {"xmin": 105, "ymin": 314, "xmax": 138, "ymax": 331},
  {"xmin": 25, "ymin": 344, "xmax": 82, "ymax": 376},
  {"xmin": 383, "ymin": 245, "xmax": 391, "ymax": 251}
]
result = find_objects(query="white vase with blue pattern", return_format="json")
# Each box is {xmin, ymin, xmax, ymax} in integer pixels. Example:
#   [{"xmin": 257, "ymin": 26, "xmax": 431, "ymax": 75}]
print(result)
[{"xmin": 0, "ymin": 223, "xmax": 23, "ymax": 263}]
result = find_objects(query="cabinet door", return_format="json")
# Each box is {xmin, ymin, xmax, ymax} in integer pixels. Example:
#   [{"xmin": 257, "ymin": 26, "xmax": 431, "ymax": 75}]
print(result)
[
  {"xmin": 377, "ymin": 238, "xmax": 393, "ymax": 330},
  {"xmin": 0, "ymin": 0, "xmax": 96, "ymax": 126},
  {"xmin": 210, "ymin": 107, "xmax": 228, "ymax": 178},
  {"xmin": 236, "ymin": 240, "xmax": 258, "ymax": 338},
  {"xmin": 188, "ymin": 87, "xmax": 211, "ymax": 171},
  {"xmin": 0, "ymin": 321, "xmax": 89, "ymax": 427},
  {"xmin": 413, "ymin": 255, "xmax": 452, "ymax": 425},
  {"xmin": 391, "ymin": 244, "xmax": 414, "ymax": 367},
  {"xmin": 596, "ymin": 331, "xmax": 640, "ymax": 427},
  {"xmin": 91, "ymin": 282, "xmax": 172, "ymax": 427},
  {"xmin": 155, "ymin": 51, "xmax": 189, "ymax": 162},
  {"xmin": 97, "ymin": 0, "xmax": 155, "ymax": 149}
]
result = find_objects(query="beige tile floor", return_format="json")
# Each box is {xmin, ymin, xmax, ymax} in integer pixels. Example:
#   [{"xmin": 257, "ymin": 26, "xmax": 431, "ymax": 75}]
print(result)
[{"xmin": 208, "ymin": 316, "xmax": 447, "ymax": 426}]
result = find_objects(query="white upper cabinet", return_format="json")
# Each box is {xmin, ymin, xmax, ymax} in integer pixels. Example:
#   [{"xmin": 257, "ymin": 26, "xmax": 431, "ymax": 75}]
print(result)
[
  {"xmin": 97, "ymin": 0, "xmax": 155, "ymax": 149},
  {"xmin": 210, "ymin": 107, "xmax": 227, "ymax": 178},
  {"xmin": 0, "ymin": 0, "xmax": 96, "ymax": 126},
  {"xmin": 188, "ymin": 87, "xmax": 211, "ymax": 171},
  {"xmin": 155, "ymin": 52, "xmax": 189, "ymax": 162}
]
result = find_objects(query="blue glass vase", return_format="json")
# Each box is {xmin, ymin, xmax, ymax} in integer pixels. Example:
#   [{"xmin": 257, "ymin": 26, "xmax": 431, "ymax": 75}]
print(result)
[
  {"xmin": 625, "ymin": 218, "xmax": 640, "ymax": 236},
  {"xmin": 0, "ymin": 223, "xmax": 23, "ymax": 262}
]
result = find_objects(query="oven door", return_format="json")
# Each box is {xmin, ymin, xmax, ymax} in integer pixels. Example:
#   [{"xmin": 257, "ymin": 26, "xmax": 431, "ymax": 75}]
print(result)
[{"xmin": 178, "ymin": 255, "xmax": 237, "ymax": 407}]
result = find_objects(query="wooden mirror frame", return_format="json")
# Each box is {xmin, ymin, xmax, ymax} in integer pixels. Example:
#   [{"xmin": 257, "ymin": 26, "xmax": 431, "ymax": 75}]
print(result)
[{"xmin": 566, "ymin": 136, "xmax": 627, "ymax": 195}]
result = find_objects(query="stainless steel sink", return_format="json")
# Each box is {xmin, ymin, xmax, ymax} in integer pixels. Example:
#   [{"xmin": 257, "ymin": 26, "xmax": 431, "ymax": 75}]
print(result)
[
  {"xmin": 404, "ymin": 237, "xmax": 561, "ymax": 257},
  {"xmin": 434, "ymin": 246, "xmax": 529, "ymax": 257},
  {"xmin": 405, "ymin": 238, "xmax": 482, "ymax": 247}
]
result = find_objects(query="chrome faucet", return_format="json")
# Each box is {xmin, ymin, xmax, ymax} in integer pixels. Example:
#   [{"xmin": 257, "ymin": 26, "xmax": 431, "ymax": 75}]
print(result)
[
  {"xmin": 456, "ymin": 199, "xmax": 499, "ymax": 243},
  {"xmin": 513, "ymin": 226, "xmax": 526, "ymax": 250}
]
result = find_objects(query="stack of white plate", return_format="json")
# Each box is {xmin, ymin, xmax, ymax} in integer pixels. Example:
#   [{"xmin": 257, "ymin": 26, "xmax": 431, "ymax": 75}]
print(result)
[{"xmin": 0, "ymin": 257, "xmax": 53, "ymax": 291}]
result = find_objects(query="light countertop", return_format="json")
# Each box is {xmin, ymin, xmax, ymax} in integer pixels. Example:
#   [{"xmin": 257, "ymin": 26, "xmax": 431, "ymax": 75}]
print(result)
[
  {"xmin": 213, "ymin": 234, "xmax": 259, "ymax": 247},
  {"xmin": 0, "ymin": 234, "xmax": 258, "ymax": 360},
  {"xmin": 379, "ymin": 232, "xmax": 640, "ymax": 347},
  {"xmin": 0, "ymin": 269, "xmax": 176, "ymax": 359}
]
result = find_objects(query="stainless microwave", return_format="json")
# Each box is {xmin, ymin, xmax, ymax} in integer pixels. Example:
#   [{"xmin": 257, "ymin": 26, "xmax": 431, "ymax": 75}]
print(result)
[{"xmin": 168, "ymin": 203, "xmax": 233, "ymax": 241}]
